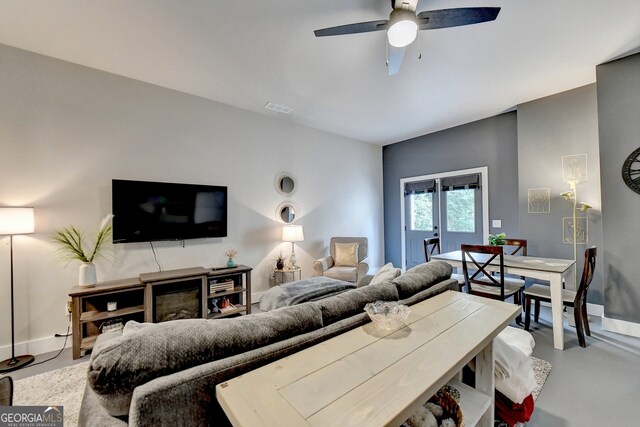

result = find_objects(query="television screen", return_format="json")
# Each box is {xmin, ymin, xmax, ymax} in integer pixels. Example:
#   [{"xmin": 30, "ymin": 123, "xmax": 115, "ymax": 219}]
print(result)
[{"xmin": 112, "ymin": 179, "xmax": 227, "ymax": 243}]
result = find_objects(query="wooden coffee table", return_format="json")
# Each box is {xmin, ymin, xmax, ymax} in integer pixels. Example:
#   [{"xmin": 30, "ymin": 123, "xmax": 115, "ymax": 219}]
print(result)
[{"xmin": 216, "ymin": 290, "xmax": 519, "ymax": 427}]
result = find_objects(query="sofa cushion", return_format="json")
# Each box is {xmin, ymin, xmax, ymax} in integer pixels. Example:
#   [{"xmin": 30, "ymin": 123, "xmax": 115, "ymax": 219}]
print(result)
[
  {"xmin": 314, "ymin": 282, "xmax": 399, "ymax": 326},
  {"xmin": 369, "ymin": 262, "xmax": 401, "ymax": 286},
  {"xmin": 88, "ymin": 302, "xmax": 323, "ymax": 416},
  {"xmin": 398, "ymin": 278, "xmax": 458, "ymax": 307},
  {"xmin": 392, "ymin": 261, "xmax": 453, "ymax": 299}
]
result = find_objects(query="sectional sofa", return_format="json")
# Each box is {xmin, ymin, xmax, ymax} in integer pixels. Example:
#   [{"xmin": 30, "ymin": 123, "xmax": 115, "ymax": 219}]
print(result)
[{"xmin": 79, "ymin": 261, "xmax": 456, "ymax": 426}]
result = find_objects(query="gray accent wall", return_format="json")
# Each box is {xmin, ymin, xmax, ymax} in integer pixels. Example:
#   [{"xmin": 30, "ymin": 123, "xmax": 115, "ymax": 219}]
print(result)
[
  {"xmin": 596, "ymin": 53, "xmax": 640, "ymax": 322},
  {"xmin": 382, "ymin": 112, "xmax": 519, "ymax": 267},
  {"xmin": 517, "ymin": 84, "xmax": 604, "ymax": 304}
]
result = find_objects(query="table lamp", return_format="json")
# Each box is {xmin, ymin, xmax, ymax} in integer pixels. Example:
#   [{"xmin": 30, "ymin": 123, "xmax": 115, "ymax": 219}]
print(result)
[
  {"xmin": 0, "ymin": 207, "xmax": 35, "ymax": 373},
  {"xmin": 282, "ymin": 225, "xmax": 304, "ymax": 268}
]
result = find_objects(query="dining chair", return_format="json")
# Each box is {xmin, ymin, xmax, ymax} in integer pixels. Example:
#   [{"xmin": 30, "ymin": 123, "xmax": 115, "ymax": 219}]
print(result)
[
  {"xmin": 461, "ymin": 244, "xmax": 525, "ymax": 323},
  {"xmin": 503, "ymin": 239, "xmax": 527, "ymax": 256},
  {"xmin": 424, "ymin": 237, "xmax": 465, "ymax": 288},
  {"xmin": 524, "ymin": 246, "xmax": 597, "ymax": 348},
  {"xmin": 499, "ymin": 238, "xmax": 528, "ymax": 281}
]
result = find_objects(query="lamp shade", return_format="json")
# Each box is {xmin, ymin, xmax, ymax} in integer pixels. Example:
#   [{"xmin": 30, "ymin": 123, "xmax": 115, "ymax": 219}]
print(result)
[
  {"xmin": 282, "ymin": 225, "xmax": 304, "ymax": 242},
  {"xmin": 0, "ymin": 208, "xmax": 35, "ymax": 235}
]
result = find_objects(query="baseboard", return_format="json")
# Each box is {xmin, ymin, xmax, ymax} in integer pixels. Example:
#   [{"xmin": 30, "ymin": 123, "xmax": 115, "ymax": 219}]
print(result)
[
  {"xmin": 538, "ymin": 301, "xmax": 604, "ymax": 317},
  {"xmin": 251, "ymin": 291, "xmax": 265, "ymax": 303},
  {"xmin": 535, "ymin": 301, "xmax": 640, "ymax": 339},
  {"xmin": 587, "ymin": 303, "xmax": 604, "ymax": 317},
  {"xmin": 602, "ymin": 315, "xmax": 640, "ymax": 338},
  {"xmin": 0, "ymin": 334, "xmax": 72, "ymax": 361}
]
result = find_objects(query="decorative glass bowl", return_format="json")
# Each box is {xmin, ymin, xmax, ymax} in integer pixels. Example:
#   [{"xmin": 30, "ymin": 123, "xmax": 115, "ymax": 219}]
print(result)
[{"xmin": 364, "ymin": 301, "xmax": 410, "ymax": 330}]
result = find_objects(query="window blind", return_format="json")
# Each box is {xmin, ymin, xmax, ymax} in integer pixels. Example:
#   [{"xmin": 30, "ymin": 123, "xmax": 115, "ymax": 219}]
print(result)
[
  {"xmin": 440, "ymin": 173, "xmax": 481, "ymax": 192},
  {"xmin": 404, "ymin": 179, "xmax": 436, "ymax": 196}
]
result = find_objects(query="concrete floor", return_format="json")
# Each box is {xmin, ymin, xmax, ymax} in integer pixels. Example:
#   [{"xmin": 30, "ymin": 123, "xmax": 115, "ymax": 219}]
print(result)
[{"xmin": 526, "ymin": 306, "xmax": 640, "ymax": 426}]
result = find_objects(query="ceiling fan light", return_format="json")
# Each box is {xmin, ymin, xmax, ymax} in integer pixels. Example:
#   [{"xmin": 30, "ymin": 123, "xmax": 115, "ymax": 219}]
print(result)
[{"xmin": 387, "ymin": 9, "xmax": 418, "ymax": 48}]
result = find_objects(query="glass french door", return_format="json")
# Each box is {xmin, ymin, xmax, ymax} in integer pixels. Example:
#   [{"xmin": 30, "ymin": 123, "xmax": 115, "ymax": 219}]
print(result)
[
  {"xmin": 439, "ymin": 187, "xmax": 483, "ymax": 253},
  {"xmin": 404, "ymin": 190, "xmax": 439, "ymax": 269},
  {"xmin": 404, "ymin": 173, "xmax": 484, "ymax": 269}
]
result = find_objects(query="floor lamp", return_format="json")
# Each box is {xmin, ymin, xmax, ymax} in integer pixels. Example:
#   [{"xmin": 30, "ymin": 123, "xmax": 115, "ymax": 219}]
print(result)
[
  {"xmin": 561, "ymin": 182, "xmax": 592, "ymax": 291},
  {"xmin": 0, "ymin": 207, "xmax": 35, "ymax": 373}
]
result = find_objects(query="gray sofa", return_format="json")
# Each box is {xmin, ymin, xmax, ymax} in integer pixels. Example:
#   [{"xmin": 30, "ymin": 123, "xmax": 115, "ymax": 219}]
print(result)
[{"xmin": 79, "ymin": 261, "xmax": 457, "ymax": 427}]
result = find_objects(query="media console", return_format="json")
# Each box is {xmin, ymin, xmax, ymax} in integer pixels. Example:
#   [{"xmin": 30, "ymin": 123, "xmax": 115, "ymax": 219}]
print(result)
[{"xmin": 69, "ymin": 265, "xmax": 252, "ymax": 359}]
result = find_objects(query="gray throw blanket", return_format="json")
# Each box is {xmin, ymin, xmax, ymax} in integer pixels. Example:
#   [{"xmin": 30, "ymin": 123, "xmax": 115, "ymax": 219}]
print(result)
[{"xmin": 259, "ymin": 276, "xmax": 357, "ymax": 312}]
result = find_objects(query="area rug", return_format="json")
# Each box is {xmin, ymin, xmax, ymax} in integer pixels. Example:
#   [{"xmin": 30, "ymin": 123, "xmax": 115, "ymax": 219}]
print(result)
[
  {"xmin": 530, "ymin": 356, "xmax": 552, "ymax": 400},
  {"xmin": 13, "ymin": 361, "xmax": 89, "ymax": 427}
]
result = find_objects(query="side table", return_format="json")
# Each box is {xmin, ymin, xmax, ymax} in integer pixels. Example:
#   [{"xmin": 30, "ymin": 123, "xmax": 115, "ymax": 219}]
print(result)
[{"xmin": 273, "ymin": 267, "xmax": 301, "ymax": 285}]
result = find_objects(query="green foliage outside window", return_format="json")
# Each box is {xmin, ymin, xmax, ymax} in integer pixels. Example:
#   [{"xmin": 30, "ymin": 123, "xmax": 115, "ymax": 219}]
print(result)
[
  {"xmin": 411, "ymin": 193, "xmax": 433, "ymax": 231},
  {"xmin": 446, "ymin": 190, "xmax": 475, "ymax": 232}
]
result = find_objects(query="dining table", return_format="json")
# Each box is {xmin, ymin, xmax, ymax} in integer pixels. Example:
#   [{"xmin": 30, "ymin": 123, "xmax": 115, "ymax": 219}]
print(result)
[{"xmin": 431, "ymin": 250, "xmax": 576, "ymax": 350}]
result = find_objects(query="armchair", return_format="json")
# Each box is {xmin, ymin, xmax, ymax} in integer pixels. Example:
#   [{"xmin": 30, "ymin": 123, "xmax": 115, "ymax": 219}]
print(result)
[{"xmin": 313, "ymin": 237, "xmax": 369, "ymax": 284}]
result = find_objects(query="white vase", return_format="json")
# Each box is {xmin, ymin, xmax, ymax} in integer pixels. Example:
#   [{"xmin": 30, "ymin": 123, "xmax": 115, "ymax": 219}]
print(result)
[{"xmin": 79, "ymin": 262, "xmax": 97, "ymax": 287}]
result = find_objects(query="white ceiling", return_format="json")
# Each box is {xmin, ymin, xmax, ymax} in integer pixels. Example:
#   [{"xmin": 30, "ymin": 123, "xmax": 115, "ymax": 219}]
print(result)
[{"xmin": 1, "ymin": 1, "xmax": 639, "ymax": 145}]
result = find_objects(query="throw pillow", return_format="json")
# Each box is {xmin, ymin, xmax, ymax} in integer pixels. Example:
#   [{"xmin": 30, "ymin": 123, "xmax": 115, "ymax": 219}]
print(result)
[
  {"xmin": 334, "ymin": 242, "xmax": 359, "ymax": 266},
  {"xmin": 369, "ymin": 262, "xmax": 401, "ymax": 286}
]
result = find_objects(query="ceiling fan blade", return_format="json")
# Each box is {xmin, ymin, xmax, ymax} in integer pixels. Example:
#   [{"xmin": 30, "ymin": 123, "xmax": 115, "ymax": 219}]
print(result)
[
  {"xmin": 417, "ymin": 7, "xmax": 500, "ymax": 30},
  {"xmin": 314, "ymin": 20, "xmax": 388, "ymax": 37},
  {"xmin": 387, "ymin": 45, "xmax": 405, "ymax": 76}
]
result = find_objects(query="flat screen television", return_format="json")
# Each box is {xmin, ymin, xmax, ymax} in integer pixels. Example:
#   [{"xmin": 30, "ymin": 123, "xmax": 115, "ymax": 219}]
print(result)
[{"xmin": 112, "ymin": 179, "xmax": 227, "ymax": 243}]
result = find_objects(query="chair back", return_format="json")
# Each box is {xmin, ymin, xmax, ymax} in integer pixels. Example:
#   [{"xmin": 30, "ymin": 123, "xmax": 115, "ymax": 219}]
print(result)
[
  {"xmin": 461, "ymin": 244, "xmax": 506, "ymax": 300},
  {"xmin": 424, "ymin": 237, "xmax": 441, "ymax": 262},
  {"xmin": 503, "ymin": 239, "xmax": 527, "ymax": 256},
  {"xmin": 575, "ymin": 246, "xmax": 597, "ymax": 306}
]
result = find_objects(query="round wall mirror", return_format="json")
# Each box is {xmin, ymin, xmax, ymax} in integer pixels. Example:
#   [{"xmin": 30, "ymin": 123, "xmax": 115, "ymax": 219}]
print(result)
[
  {"xmin": 276, "ymin": 201, "xmax": 299, "ymax": 224},
  {"xmin": 275, "ymin": 173, "xmax": 296, "ymax": 195}
]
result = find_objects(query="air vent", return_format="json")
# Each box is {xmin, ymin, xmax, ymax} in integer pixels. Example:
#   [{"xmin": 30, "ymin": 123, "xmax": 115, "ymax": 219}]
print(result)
[{"xmin": 264, "ymin": 102, "xmax": 293, "ymax": 114}]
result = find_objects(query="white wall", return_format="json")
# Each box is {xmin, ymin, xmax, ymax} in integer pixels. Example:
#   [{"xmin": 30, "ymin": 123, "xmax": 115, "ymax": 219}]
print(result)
[{"xmin": 0, "ymin": 44, "xmax": 384, "ymax": 358}]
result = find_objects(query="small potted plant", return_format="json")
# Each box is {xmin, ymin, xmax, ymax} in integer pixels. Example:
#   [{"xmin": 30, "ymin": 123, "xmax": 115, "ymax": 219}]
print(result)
[
  {"xmin": 488, "ymin": 232, "xmax": 507, "ymax": 246},
  {"xmin": 225, "ymin": 248, "xmax": 238, "ymax": 268},
  {"xmin": 52, "ymin": 214, "xmax": 114, "ymax": 287}
]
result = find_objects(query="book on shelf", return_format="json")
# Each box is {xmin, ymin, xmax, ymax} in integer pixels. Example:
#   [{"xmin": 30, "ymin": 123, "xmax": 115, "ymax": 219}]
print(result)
[{"xmin": 209, "ymin": 279, "xmax": 235, "ymax": 293}]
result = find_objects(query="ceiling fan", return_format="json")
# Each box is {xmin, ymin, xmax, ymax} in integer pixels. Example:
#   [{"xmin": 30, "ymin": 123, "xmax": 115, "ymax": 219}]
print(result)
[{"xmin": 314, "ymin": 1, "xmax": 500, "ymax": 75}]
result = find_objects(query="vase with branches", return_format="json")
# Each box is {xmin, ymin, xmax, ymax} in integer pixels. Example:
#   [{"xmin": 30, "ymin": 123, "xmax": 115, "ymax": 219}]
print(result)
[
  {"xmin": 52, "ymin": 214, "xmax": 114, "ymax": 287},
  {"xmin": 225, "ymin": 248, "xmax": 238, "ymax": 268}
]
